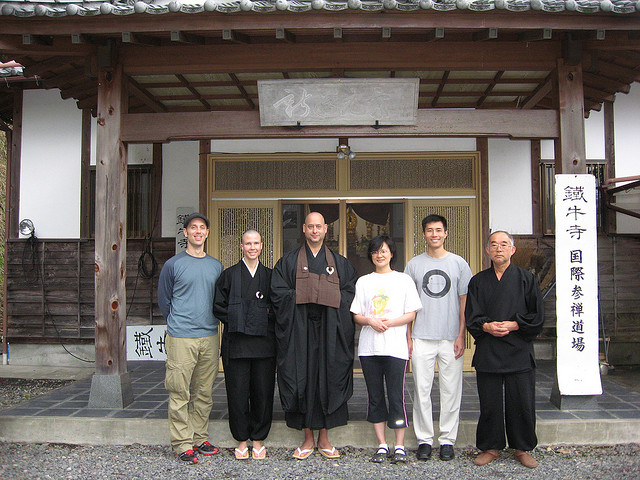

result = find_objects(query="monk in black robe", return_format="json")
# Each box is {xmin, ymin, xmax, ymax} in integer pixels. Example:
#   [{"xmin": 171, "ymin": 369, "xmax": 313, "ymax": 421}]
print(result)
[
  {"xmin": 465, "ymin": 230, "xmax": 544, "ymax": 469},
  {"xmin": 270, "ymin": 212, "xmax": 357, "ymax": 459},
  {"xmin": 214, "ymin": 230, "xmax": 276, "ymax": 460}
]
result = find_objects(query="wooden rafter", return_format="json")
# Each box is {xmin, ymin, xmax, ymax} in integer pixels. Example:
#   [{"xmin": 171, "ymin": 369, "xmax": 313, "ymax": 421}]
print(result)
[
  {"xmin": 175, "ymin": 73, "xmax": 211, "ymax": 110},
  {"xmin": 432, "ymin": 71, "xmax": 449, "ymax": 107},
  {"xmin": 127, "ymin": 75, "xmax": 167, "ymax": 113},
  {"xmin": 476, "ymin": 71, "xmax": 504, "ymax": 107},
  {"xmin": 228, "ymin": 72, "xmax": 255, "ymax": 110}
]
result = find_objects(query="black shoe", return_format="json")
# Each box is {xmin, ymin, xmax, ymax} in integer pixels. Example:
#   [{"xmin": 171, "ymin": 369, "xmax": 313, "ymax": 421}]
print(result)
[
  {"xmin": 194, "ymin": 441, "xmax": 219, "ymax": 456},
  {"xmin": 439, "ymin": 444, "xmax": 455, "ymax": 461},
  {"xmin": 416, "ymin": 443, "xmax": 432, "ymax": 460},
  {"xmin": 178, "ymin": 449, "xmax": 199, "ymax": 464},
  {"xmin": 370, "ymin": 446, "xmax": 390, "ymax": 463},
  {"xmin": 390, "ymin": 447, "xmax": 407, "ymax": 464}
]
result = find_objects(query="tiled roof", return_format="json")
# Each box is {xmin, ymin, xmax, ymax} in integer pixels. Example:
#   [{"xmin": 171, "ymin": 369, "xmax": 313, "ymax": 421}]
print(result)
[{"xmin": 0, "ymin": 0, "xmax": 638, "ymax": 17}]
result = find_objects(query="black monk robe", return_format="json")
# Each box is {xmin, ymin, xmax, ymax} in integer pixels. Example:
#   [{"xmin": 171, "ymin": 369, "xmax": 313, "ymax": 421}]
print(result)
[
  {"xmin": 214, "ymin": 261, "xmax": 276, "ymax": 361},
  {"xmin": 270, "ymin": 244, "xmax": 357, "ymax": 430},
  {"xmin": 465, "ymin": 264, "xmax": 544, "ymax": 373}
]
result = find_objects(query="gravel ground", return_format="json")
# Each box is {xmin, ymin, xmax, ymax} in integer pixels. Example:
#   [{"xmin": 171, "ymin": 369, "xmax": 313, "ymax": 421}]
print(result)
[
  {"xmin": 1, "ymin": 380, "xmax": 639, "ymax": 479},
  {"xmin": 0, "ymin": 443, "xmax": 639, "ymax": 480},
  {"xmin": 0, "ymin": 378, "xmax": 74, "ymax": 410}
]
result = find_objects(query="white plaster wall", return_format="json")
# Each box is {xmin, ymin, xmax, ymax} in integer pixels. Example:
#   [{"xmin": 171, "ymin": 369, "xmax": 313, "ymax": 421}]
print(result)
[
  {"xmin": 613, "ymin": 83, "xmax": 640, "ymax": 233},
  {"xmin": 488, "ymin": 138, "xmax": 533, "ymax": 234},
  {"xmin": 161, "ymin": 141, "xmax": 200, "ymax": 237},
  {"xmin": 20, "ymin": 90, "xmax": 81, "ymax": 238}
]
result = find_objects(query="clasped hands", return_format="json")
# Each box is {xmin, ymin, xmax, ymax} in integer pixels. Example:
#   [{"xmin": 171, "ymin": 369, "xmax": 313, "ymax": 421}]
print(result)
[
  {"xmin": 482, "ymin": 320, "xmax": 519, "ymax": 337},
  {"xmin": 368, "ymin": 317, "xmax": 393, "ymax": 333}
]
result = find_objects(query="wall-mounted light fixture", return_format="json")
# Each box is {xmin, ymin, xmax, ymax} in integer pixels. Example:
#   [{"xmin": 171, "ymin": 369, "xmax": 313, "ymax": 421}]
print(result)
[{"xmin": 337, "ymin": 144, "xmax": 356, "ymax": 160}]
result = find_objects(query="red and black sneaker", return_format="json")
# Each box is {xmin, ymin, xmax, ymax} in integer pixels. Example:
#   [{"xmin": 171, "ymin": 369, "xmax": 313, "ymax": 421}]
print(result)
[
  {"xmin": 194, "ymin": 441, "xmax": 219, "ymax": 456},
  {"xmin": 178, "ymin": 449, "xmax": 199, "ymax": 464}
]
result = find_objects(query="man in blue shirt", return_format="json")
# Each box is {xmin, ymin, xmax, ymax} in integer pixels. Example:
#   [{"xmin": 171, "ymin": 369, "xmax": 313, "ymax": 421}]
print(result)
[{"xmin": 158, "ymin": 213, "xmax": 223, "ymax": 464}]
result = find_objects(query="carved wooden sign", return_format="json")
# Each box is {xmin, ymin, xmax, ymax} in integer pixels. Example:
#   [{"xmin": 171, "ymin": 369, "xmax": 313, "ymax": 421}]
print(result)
[{"xmin": 258, "ymin": 78, "xmax": 419, "ymax": 127}]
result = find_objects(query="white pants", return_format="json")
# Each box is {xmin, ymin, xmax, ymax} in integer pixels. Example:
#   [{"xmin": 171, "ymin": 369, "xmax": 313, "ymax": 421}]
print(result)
[{"xmin": 412, "ymin": 338, "xmax": 463, "ymax": 446}]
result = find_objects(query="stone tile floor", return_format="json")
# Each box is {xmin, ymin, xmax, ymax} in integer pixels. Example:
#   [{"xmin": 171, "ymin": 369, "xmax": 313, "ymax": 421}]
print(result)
[{"xmin": 1, "ymin": 360, "xmax": 639, "ymax": 421}]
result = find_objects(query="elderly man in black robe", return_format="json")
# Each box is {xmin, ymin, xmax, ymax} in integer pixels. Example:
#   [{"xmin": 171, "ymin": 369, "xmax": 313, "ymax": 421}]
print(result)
[
  {"xmin": 270, "ymin": 211, "xmax": 357, "ymax": 460},
  {"xmin": 465, "ymin": 230, "xmax": 544, "ymax": 469}
]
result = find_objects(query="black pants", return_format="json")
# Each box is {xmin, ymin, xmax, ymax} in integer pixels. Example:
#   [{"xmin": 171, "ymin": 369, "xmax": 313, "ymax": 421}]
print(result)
[
  {"xmin": 360, "ymin": 355, "xmax": 408, "ymax": 429},
  {"xmin": 223, "ymin": 356, "xmax": 276, "ymax": 442},
  {"xmin": 475, "ymin": 369, "xmax": 537, "ymax": 451}
]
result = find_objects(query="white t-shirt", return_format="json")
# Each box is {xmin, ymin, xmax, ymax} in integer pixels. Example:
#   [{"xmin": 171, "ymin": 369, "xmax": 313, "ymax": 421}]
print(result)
[{"xmin": 350, "ymin": 271, "xmax": 423, "ymax": 360}]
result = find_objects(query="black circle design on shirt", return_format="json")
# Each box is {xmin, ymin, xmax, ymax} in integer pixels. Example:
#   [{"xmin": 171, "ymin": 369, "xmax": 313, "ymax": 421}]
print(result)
[{"xmin": 422, "ymin": 269, "xmax": 452, "ymax": 298}]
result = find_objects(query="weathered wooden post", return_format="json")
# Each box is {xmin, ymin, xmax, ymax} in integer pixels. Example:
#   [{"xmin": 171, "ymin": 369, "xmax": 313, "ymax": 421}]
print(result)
[{"xmin": 88, "ymin": 56, "xmax": 133, "ymax": 408}]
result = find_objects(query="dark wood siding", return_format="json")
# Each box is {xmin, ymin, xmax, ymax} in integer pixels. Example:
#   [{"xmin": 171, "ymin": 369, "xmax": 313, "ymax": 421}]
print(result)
[{"xmin": 6, "ymin": 238, "xmax": 174, "ymax": 343}]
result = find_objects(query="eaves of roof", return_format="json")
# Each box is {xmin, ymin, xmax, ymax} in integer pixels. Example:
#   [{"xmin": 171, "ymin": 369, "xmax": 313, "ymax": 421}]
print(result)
[{"xmin": 0, "ymin": 0, "xmax": 638, "ymax": 18}]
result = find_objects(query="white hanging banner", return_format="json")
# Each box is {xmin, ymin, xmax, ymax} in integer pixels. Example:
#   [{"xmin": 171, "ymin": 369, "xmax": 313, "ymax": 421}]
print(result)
[
  {"xmin": 126, "ymin": 325, "xmax": 167, "ymax": 361},
  {"xmin": 555, "ymin": 174, "xmax": 602, "ymax": 396},
  {"xmin": 175, "ymin": 207, "xmax": 195, "ymax": 254}
]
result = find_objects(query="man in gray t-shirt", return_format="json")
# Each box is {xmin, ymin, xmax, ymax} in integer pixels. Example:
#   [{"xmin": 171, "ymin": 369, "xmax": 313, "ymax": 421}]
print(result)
[
  {"xmin": 405, "ymin": 214, "xmax": 472, "ymax": 462},
  {"xmin": 158, "ymin": 212, "xmax": 223, "ymax": 464}
]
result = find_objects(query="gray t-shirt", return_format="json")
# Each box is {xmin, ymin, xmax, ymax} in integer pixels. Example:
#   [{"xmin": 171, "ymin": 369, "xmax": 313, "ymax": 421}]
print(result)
[
  {"xmin": 404, "ymin": 252, "xmax": 472, "ymax": 341},
  {"xmin": 158, "ymin": 251, "xmax": 223, "ymax": 338}
]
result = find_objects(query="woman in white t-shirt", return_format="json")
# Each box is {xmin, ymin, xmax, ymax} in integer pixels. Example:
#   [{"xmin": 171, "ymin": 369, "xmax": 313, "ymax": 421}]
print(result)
[{"xmin": 350, "ymin": 235, "xmax": 422, "ymax": 464}]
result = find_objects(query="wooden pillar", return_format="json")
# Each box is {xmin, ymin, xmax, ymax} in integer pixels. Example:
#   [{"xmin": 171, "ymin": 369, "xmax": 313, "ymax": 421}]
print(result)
[
  {"xmin": 89, "ymin": 61, "xmax": 133, "ymax": 408},
  {"xmin": 555, "ymin": 58, "xmax": 587, "ymax": 174},
  {"xmin": 80, "ymin": 109, "xmax": 92, "ymax": 238},
  {"xmin": 476, "ymin": 137, "xmax": 490, "ymax": 269},
  {"xmin": 531, "ymin": 139, "xmax": 542, "ymax": 235},
  {"xmin": 8, "ymin": 88, "xmax": 22, "ymax": 239},
  {"xmin": 604, "ymin": 100, "xmax": 616, "ymax": 233},
  {"xmin": 151, "ymin": 143, "xmax": 163, "ymax": 238},
  {"xmin": 199, "ymin": 140, "xmax": 210, "ymax": 214}
]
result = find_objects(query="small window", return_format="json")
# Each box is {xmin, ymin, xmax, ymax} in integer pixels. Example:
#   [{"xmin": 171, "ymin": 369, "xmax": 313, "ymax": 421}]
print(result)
[
  {"xmin": 89, "ymin": 165, "xmax": 153, "ymax": 238},
  {"xmin": 540, "ymin": 161, "xmax": 607, "ymax": 234}
]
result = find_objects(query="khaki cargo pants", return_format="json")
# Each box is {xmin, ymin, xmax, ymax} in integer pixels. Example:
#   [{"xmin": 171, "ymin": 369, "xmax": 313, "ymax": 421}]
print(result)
[{"xmin": 165, "ymin": 333, "xmax": 219, "ymax": 454}]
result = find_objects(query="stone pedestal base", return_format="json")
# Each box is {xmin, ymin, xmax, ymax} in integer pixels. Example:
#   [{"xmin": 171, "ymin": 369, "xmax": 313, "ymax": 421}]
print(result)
[
  {"xmin": 550, "ymin": 376, "xmax": 598, "ymax": 410},
  {"xmin": 88, "ymin": 372, "xmax": 134, "ymax": 409}
]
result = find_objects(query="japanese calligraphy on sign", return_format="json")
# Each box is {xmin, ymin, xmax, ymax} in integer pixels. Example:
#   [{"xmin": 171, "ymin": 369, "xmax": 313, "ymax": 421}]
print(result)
[
  {"xmin": 126, "ymin": 325, "xmax": 167, "ymax": 361},
  {"xmin": 175, "ymin": 207, "xmax": 194, "ymax": 254},
  {"xmin": 555, "ymin": 174, "xmax": 602, "ymax": 396},
  {"xmin": 257, "ymin": 78, "xmax": 419, "ymax": 127}
]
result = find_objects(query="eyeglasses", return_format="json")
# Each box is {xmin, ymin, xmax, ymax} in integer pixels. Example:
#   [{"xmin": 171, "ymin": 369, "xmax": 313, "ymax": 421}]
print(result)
[
  {"xmin": 488, "ymin": 242, "xmax": 512, "ymax": 250},
  {"xmin": 371, "ymin": 249, "xmax": 390, "ymax": 255}
]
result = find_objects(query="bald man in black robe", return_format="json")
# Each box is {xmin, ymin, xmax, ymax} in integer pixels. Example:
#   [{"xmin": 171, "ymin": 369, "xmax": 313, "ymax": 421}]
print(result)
[
  {"xmin": 270, "ymin": 212, "xmax": 357, "ymax": 459},
  {"xmin": 465, "ymin": 230, "xmax": 544, "ymax": 469}
]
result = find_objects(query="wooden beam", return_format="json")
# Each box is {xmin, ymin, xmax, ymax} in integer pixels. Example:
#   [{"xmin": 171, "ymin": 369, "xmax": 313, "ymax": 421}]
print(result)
[
  {"xmin": 432, "ymin": 71, "xmax": 449, "ymax": 107},
  {"xmin": 275, "ymin": 28, "xmax": 296, "ymax": 43},
  {"xmin": 472, "ymin": 28, "xmax": 497, "ymax": 42},
  {"xmin": 476, "ymin": 137, "xmax": 490, "ymax": 270},
  {"xmin": 555, "ymin": 58, "xmax": 586, "ymax": 174},
  {"xmin": 425, "ymin": 27, "xmax": 444, "ymax": 42},
  {"xmin": 127, "ymin": 75, "xmax": 167, "ymax": 113},
  {"xmin": 4, "ymin": 11, "xmax": 639, "ymax": 36},
  {"xmin": 170, "ymin": 31, "xmax": 205, "ymax": 45},
  {"xmin": 222, "ymin": 29, "xmax": 250, "ymax": 44},
  {"xmin": 120, "ymin": 41, "xmax": 561, "ymax": 74},
  {"xmin": 199, "ymin": 140, "xmax": 210, "ymax": 215},
  {"xmin": 521, "ymin": 73, "xmax": 553, "ymax": 109},
  {"xmin": 476, "ymin": 71, "xmax": 503, "ymax": 107},
  {"xmin": 7, "ymin": 89, "xmax": 22, "ymax": 239},
  {"xmin": 176, "ymin": 74, "xmax": 211, "ymax": 110},
  {"xmin": 152, "ymin": 143, "xmax": 163, "ymax": 238},
  {"xmin": 80, "ymin": 109, "xmax": 92, "ymax": 238},
  {"xmin": 0, "ymin": 36, "xmax": 95, "ymax": 57},
  {"xmin": 121, "ymin": 108, "xmax": 559, "ymax": 143},
  {"xmin": 603, "ymin": 100, "xmax": 616, "ymax": 233},
  {"xmin": 228, "ymin": 73, "xmax": 255, "ymax": 110},
  {"xmin": 531, "ymin": 139, "xmax": 542, "ymax": 235},
  {"xmin": 582, "ymin": 72, "xmax": 630, "ymax": 95},
  {"xmin": 121, "ymin": 32, "xmax": 160, "ymax": 46},
  {"xmin": 93, "ymin": 63, "xmax": 128, "ymax": 377},
  {"xmin": 519, "ymin": 28, "xmax": 553, "ymax": 42}
]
